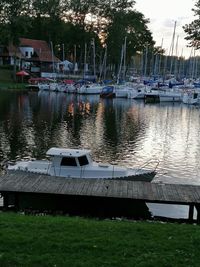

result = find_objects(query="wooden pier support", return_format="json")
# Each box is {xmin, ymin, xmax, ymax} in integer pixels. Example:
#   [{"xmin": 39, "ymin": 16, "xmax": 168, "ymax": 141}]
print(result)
[
  {"xmin": 188, "ymin": 204, "xmax": 194, "ymax": 223},
  {"xmin": 195, "ymin": 204, "xmax": 200, "ymax": 224}
]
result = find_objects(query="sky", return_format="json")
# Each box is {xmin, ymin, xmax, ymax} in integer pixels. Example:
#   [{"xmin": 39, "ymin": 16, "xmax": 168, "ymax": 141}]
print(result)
[{"xmin": 135, "ymin": 0, "xmax": 196, "ymax": 58}]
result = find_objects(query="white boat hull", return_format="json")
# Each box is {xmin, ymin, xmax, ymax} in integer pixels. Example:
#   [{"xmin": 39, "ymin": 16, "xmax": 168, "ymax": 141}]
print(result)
[{"xmin": 8, "ymin": 160, "xmax": 156, "ymax": 182}]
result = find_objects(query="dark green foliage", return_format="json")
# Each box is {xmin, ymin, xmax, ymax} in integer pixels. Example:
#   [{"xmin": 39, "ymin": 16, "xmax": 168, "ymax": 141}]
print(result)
[
  {"xmin": 106, "ymin": 9, "xmax": 154, "ymax": 66},
  {"xmin": 0, "ymin": 0, "xmax": 155, "ymax": 69},
  {"xmin": 183, "ymin": 0, "xmax": 200, "ymax": 49}
]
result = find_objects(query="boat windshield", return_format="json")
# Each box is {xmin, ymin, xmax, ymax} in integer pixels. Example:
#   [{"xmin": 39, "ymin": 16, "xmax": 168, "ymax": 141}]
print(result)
[
  {"xmin": 61, "ymin": 157, "xmax": 77, "ymax": 166},
  {"xmin": 78, "ymin": 155, "xmax": 89, "ymax": 166}
]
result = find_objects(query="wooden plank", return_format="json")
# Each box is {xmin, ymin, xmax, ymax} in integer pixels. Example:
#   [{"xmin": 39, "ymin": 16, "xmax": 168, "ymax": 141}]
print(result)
[
  {"xmin": 119, "ymin": 180, "xmax": 128, "ymax": 198},
  {"xmin": 193, "ymin": 186, "xmax": 200, "ymax": 203},
  {"xmin": 80, "ymin": 179, "xmax": 94, "ymax": 195},
  {"xmin": 175, "ymin": 184, "xmax": 194, "ymax": 203},
  {"xmin": 84, "ymin": 179, "xmax": 98, "ymax": 196},
  {"xmin": 156, "ymin": 183, "xmax": 169, "ymax": 201},
  {"xmin": 32, "ymin": 176, "xmax": 58, "ymax": 193},
  {"xmin": 30, "ymin": 175, "xmax": 50, "ymax": 192},
  {"xmin": 188, "ymin": 185, "xmax": 200, "ymax": 203},
  {"xmin": 104, "ymin": 180, "xmax": 117, "ymax": 198},
  {"xmin": 98, "ymin": 179, "xmax": 110, "ymax": 197},
  {"xmin": 127, "ymin": 181, "xmax": 133, "ymax": 199},
  {"xmin": 141, "ymin": 182, "xmax": 153, "ymax": 200},
  {"xmin": 63, "ymin": 178, "xmax": 77, "ymax": 194},
  {"xmin": 150, "ymin": 183, "xmax": 161, "ymax": 202},
  {"xmin": 73, "ymin": 179, "xmax": 87, "ymax": 195},
  {"xmin": 91, "ymin": 179, "xmax": 103, "ymax": 196},
  {"xmin": 79, "ymin": 180, "xmax": 90, "ymax": 195},
  {"xmin": 4, "ymin": 174, "xmax": 31, "ymax": 191},
  {"xmin": 51, "ymin": 178, "xmax": 69, "ymax": 195},
  {"xmin": 131, "ymin": 181, "xmax": 140, "ymax": 199},
  {"xmin": 130, "ymin": 181, "xmax": 138, "ymax": 199},
  {"xmin": 92, "ymin": 179, "xmax": 106, "ymax": 197},
  {"xmin": 163, "ymin": 184, "xmax": 180, "ymax": 202},
  {"xmin": 115, "ymin": 180, "xmax": 123, "ymax": 198},
  {"xmin": 0, "ymin": 172, "xmax": 27, "ymax": 190}
]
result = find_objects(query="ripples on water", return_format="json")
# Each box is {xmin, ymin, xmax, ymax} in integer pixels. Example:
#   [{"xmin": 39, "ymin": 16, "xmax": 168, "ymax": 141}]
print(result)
[{"xmin": 1, "ymin": 90, "xmax": 200, "ymax": 218}]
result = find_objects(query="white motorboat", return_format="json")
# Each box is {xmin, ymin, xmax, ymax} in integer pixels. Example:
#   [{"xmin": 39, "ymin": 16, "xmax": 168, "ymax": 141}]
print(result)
[
  {"xmin": 182, "ymin": 90, "xmax": 200, "ymax": 105},
  {"xmin": 77, "ymin": 83, "xmax": 104, "ymax": 94},
  {"xmin": 145, "ymin": 88, "xmax": 183, "ymax": 103},
  {"xmin": 7, "ymin": 147, "xmax": 158, "ymax": 182}
]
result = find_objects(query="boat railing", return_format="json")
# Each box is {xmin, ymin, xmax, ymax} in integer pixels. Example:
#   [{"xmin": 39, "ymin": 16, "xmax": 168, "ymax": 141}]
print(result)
[
  {"xmin": 135, "ymin": 159, "xmax": 160, "ymax": 175},
  {"xmin": 80, "ymin": 166, "xmax": 86, "ymax": 178}
]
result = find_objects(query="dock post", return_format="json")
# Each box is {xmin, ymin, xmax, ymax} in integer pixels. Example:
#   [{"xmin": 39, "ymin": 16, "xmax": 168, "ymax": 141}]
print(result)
[
  {"xmin": 188, "ymin": 204, "xmax": 194, "ymax": 223},
  {"xmin": 195, "ymin": 204, "xmax": 200, "ymax": 225},
  {"xmin": 3, "ymin": 193, "xmax": 8, "ymax": 211}
]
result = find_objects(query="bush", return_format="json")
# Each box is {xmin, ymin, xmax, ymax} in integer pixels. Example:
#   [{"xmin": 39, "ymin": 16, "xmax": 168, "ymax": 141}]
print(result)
[{"xmin": 0, "ymin": 64, "xmax": 13, "ymax": 70}]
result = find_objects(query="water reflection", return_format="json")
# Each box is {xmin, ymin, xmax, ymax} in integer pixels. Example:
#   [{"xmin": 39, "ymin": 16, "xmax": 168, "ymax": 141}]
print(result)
[
  {"xmin": 1, "ymin": 90, "xmax": 200, "ymax": 185},
  {"xmin": 1, "ymin": 90, "xmax": 200, "ymax": 218}
]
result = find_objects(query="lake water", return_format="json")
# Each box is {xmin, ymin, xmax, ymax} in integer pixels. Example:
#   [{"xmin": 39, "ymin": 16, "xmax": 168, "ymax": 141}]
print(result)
[{"xmin": 1, "ymin": 89, "xmax": 200, "ymax": 219}]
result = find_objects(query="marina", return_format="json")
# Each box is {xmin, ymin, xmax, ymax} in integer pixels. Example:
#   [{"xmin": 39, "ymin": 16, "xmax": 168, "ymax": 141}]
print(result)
[{"xmin": 0, "ymin": 1, "xmax": 200, "ymax": 265}]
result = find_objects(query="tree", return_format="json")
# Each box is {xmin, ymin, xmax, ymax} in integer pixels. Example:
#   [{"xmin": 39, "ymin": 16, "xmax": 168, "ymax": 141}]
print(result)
[
  {"xmin": 105, "ymin": 10, "xmax": 154, "ymax": 73},
  {"xmin": 0, "ymin": 0, "xmax": 31, "ymax": 80},
  {"xmin": 0, "ymin": 0, "xmax": 156, "ymax": 77},
  {"xmin": 183, "ymin": 0, "xmax": 200, "ymax": 49}
]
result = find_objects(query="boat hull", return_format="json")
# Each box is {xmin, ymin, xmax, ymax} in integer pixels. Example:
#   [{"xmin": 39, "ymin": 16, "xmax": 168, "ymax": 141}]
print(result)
[{"xmin": 7, "ymin": 160, "xmax": 156, "ymax": 182}]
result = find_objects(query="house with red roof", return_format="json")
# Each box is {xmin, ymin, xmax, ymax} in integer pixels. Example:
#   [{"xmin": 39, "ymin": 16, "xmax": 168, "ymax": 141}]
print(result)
[{"xmin": 0, "ymin": 38, "xmax": 61, "ymax": 78}]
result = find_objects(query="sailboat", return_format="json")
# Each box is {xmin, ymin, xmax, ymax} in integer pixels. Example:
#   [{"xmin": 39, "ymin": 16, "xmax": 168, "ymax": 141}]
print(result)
[{"xmin": 77, "ymin": 40, "xmax": 104, "ymax": 94}]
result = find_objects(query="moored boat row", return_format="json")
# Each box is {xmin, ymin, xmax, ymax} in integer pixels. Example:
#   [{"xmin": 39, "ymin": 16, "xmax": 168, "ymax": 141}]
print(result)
[{"xmin": 28, "ymin": 76, "xmax": 200, "ymax": 105}]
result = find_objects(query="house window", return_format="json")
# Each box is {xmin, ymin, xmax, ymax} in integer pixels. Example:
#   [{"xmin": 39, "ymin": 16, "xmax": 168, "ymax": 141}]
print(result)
[
  {"xmin": 25, "ymin": 51, "xmax": 28, "ymax": 57},
  {"xmin": 60, "ymin": 157, "xmax": 77, "ymax": 166},
  {"xmin": 78, "ymin": 155, "xmax": 89, "ymax": 166}
]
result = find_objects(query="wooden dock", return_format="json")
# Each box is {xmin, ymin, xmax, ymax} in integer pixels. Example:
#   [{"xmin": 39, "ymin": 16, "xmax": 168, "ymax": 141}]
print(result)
[{"xmin": 1, "ymin": 171, "xmax": 200, "ymax": 223}]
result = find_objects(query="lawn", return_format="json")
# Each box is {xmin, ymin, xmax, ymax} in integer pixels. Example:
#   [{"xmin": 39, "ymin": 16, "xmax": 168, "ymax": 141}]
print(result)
[{"xmin": 0, "ymin": 212, "xmax": 199, "ymax": 266}]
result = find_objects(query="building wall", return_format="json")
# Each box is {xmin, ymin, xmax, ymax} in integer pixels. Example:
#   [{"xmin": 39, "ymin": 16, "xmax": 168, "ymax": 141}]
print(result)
[{"xmin": 19, "ymin": 47, "xmax": 34, "ymax": 58}]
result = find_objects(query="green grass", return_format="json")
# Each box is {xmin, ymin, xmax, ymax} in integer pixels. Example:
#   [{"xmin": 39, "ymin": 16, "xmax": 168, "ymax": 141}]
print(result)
[
  {"xmin": 0, "ymin": 81, "xmax": 27, "ymax": 90},
  {"xmin": 0, "ymin": 212, "xmax": 200, "ymax": 266}
]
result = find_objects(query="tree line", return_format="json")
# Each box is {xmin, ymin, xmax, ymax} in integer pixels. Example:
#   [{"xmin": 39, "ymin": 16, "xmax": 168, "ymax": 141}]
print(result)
[
  {"xmin": 0, "ymin": 0, "xmax": 157, "ymax": 72},
  {"xmin": 0, "ymin": 0, "xmax": 199, "ymax": 77}
]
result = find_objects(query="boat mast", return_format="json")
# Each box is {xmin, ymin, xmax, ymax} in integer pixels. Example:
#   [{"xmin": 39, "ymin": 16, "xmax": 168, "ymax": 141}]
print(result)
[
  {"xmin": 144, "ymin": 46, "xmax": 148, "ymax": 78},
  {"xmin": 92, "ymin": 38, "xmax": 96, "ymax": 80},
  {"xmin": 74, "ymin": 44, "xmax": 77, "ymax": 75},
  {"xmin": 50, "ymin": 41, "xmax": 55, "ymax": 79},
  {"xmin": 117, "ymin": 37, "xmax": 127, "ymax": 83},
  {"xmin": 169, "ymin": 21, "xmax": 177, "ymax": 77},
  {"xmin": 84, "ymin": 43, "xmax": 87, "ymax": 78},
  {"xmin": 123, "ymin": 36, "xmax": 127, "ymax": 81},
  {"xmin": 157, "ymin": 38, "xmax": 163, "ymax": 79},
  {"xmin": 99, "ymin": 46, "xmax": 107, "ymax": 81},
  {"xmin": 117, "ymin": 44, "xmax": 124, "ymax": 84},
  {"xmin": 174, "ymin": 35, "xmax": 179, "ymax": 80}
]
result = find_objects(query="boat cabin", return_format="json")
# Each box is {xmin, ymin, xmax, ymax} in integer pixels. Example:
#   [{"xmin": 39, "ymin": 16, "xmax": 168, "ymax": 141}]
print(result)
[{"xmin": 46, "ymin": 147, "xmax": 92, "ymax": 168}]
